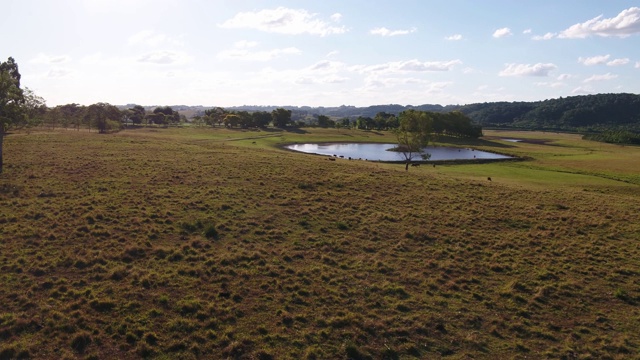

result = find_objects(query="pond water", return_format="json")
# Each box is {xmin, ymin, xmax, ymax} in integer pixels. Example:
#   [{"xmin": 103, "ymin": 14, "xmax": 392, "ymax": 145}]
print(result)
[{"xmin": 286, "ymin": 143, "xmax": 512, "ymax": 162}]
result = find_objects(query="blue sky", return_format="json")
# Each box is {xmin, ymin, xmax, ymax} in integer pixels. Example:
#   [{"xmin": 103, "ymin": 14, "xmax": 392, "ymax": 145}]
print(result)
[{"xmin": 3, "ymin": 0, "xmax": 640, "ymax": 107}]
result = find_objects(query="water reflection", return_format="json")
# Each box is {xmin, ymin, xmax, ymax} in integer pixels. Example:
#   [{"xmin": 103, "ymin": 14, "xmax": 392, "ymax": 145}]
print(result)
[{"xmin": 286, "ymin": 143, "xmax": 512, "ymax": 161}]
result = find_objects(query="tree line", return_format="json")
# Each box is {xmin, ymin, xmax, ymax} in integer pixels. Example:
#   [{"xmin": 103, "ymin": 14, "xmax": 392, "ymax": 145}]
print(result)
[{"xmin": 2, "ymin": 56, "xmax": 482, "ymax": 173}]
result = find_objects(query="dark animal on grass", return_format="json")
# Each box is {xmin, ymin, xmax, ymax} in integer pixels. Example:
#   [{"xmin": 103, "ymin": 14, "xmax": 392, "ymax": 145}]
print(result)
[
  {"xmin": 339, "ymin": 155, "xmax": 344, "ymax": 158},
  {"xmin": 327, "ymin": 157, "xmax": 336, "ymax": 161},
  {"xmin": 487, "ymin": 177, "xmax": 492, "ymax": 181},
  {"xmin": 411, "ymin": 163, "xmax": 420, "ymax": 167}
]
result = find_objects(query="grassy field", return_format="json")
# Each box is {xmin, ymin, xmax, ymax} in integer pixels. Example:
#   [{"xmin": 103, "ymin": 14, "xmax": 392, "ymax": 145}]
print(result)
[{"xmin": 1, "ymin": 127, "xmax": 639, "ymax": 359}]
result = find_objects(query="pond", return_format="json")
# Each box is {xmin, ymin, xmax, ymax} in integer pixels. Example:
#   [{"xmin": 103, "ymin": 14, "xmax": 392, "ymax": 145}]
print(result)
[{"xmin": 286, "ymin": 143, "xmax": 512, "ymax": 162}]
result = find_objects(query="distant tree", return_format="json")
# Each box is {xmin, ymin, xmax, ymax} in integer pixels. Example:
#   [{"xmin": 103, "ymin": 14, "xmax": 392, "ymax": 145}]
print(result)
[
  {"xmin": 128, "ymin": 105, "xmax": 146, "ymax": 125},
  {"xmin": 374, "ymin": 112, "xmax": 396, "ymax": 130},
  {"xmin": 153, "ymin": 106, "xmax": 180, "ymax": 125},
  {"xmin": 85, "ymin": 103, "xmax": 122, "ymax": 133},
  {"xmin": 46, "ymin": 106, "xmax": 61, "ymax": 130},
  {"xmin": 223, "ymin": 114, "xmax": 240, "ymax": 128},
  {"xmin": 22, "ymin": 88, "xmax": 46, "ymax": 128},
  {"xmin": 272, "ymin": 108, "xmax": 292, "ymax": 128},
  {"xmin": 315, "ymin": 114, "xmax": 336, "ymax": 128},
  {"xmin": 252, "ymin": 111, "xmax": 272, "ymax": 128},
  {"xmin": 0, "ymin": 57, "xmax": 25, "ymax": 173},
  {"xmin": 145, "ymin": 112, "xmax": 167, "ymax": 126},
  {"xmin": 204, "ymin": 107, "xmax": 226, "ymax": 127},
  {"xmin": 393, "ymin": 110, "xmax": 432, "ymax": 171},
  {"xmin": 338, "ymin": 117, "xmax": 351, "ymax": 129},
  {"xmin": 58, "ymin": 103, "xmax": 84, "ymax": 130},
  {"xmin": 356, "ymin": 116, "xmax": 375, "ymax": 130},
  {"xmin": 191, "ymin": 115, "xmax": 205, "ymax": 127},
  {"xmin": 235, "ymin": 111, "xmax": 252, "ymax": 128}
]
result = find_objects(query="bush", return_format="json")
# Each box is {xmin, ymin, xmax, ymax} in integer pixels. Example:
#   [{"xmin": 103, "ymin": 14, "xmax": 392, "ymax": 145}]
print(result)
[
  {"xmin": 70, "ymin": 332, "xmax": 92, "ymax": 353},
  {"xmin": 203, "ymin": 223, "xmax": 218, "ymax": 239}
]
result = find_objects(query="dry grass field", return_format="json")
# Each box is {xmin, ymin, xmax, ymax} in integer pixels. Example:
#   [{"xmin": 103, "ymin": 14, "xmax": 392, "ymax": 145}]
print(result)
[{"xmin": 1, "ymin": 127, "xmax": 639, "ymax": 359}]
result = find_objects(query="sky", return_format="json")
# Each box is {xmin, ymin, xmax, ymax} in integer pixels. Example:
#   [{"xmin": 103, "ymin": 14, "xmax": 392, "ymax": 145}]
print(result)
[{"xmin": 3, "ymin": 0, "xmax": 640, "ymax": 107}]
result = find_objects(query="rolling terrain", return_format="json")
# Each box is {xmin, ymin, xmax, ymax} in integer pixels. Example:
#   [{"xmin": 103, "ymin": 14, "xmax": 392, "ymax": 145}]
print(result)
[{"xmin": 1, "ymin": 127, "xmax": 639, "ymax": 359}]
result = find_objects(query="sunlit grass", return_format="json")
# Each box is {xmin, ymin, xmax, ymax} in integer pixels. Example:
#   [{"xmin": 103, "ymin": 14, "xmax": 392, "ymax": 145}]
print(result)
[{"xmin": 0, "ymin": 127, "xmax": 639, "ymax": 359}]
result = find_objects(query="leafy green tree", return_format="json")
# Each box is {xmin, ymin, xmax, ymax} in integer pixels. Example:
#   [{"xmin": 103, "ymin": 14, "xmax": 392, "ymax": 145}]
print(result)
[
  {"xmin": 22, "ymin": 88, "xmax": 46, "ymax": 128},
  {"xmin": 0, "ymin": 57, "xmax": 25, "ymax": 173},
  {"xmin": 272, "ymin": 108, "xmax": 292, "ymax": 128},
  {"xmin": 374, "ymin": 112, "xmax": 396, "ymax": 130},
  {"xmin": 58, "ymin": 103, "xmax": 84, "ymax": 130},
  {"xmin": 317, "ymin": 115, "xmax": 331, "ymax": 128},
  {"xmin": 204, "ymin": 107, "xmax": 227, "ymax": 127},
  {"xmin": 46, "ymin": 106, "xmax": 61, "ymax": 130},
  {"xmin": 394, "ymin": 110, "xmax": 432, "ymax": 171},
  {"xmin": 85, "ymin": 103, "xmax": 122, "ymax": 133},
  {"xmin": 153, "ymin": 106, "xmax": 180, "ymax": 124},
  {"xmin": 338, "ymin": 117, "xmax": 351, "ymax": 129},
  {"xmin": 128, "ymin": 105, "xmax": 146, "ymax": 125},
  {"xmin": 252, "ymin": 111, "xmax": 272, "ymax": 128},
  {"xmin": 223, "ymin": 114, "xmax": 240, "ymax": 128}
]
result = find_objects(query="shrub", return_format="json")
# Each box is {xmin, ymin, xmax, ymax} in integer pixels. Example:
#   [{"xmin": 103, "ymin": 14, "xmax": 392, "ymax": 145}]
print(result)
[
  {"xmin": 336, "ymin": 222, "xmax": 349, "ymax": 230},
  {"xmin": 70, "ymin": 331, "xmax": 92, "ymax": 353},
  {"xmin": 203, "ymin": 223, "xmax": 218, "ymax": 239}
]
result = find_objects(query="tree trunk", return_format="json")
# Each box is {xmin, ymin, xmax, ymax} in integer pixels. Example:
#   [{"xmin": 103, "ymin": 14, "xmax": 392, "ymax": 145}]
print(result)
[
  {"xmin": 405, "ymin": 161, "xmax": 409, "ymax": 171},
  {"xmin": 0, "ymin": 125, "xmax": 4, "ymax": 174}
]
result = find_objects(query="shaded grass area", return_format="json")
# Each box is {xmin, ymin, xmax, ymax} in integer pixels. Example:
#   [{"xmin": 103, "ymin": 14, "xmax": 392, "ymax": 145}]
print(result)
[{"xmin": 1, "ymin": 128, "xmax": 639, "ymax": 359}]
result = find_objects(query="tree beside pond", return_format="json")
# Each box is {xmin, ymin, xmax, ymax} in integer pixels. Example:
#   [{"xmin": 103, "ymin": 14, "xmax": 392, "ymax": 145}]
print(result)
[{"xmin": 393, "ymin": 109, "xmax": 432, "ymax": 171}]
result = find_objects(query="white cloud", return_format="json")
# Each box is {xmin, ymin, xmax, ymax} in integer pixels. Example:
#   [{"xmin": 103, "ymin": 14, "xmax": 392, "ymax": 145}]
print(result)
[
  {"xmin": 308, "ymin": 60, "xmax": 344, "ymax": 71},
  {"xmin": 137, "ymin": 51, "xmax": 190, "ymax": 65},
  {"xmin": 326, "ymin": 51, "xmax": 339, "ymax": 58},
  {"xmin": 559, "ymin": 7, "xmax": 640, "ymax": 38},
  {"xmin": 523, "ymin": 29, "xmax": 532, "ymax": 34},
  {"xmin": 370, "ymin": 27, "xmax": 417, "ymax": 37},
  {"xmin": 572, "ymin": 86, "xmax": 594, "ymax": 94},
  {"xmin": 128, "ymin": 30, "xmax": 183, "ymax": 47},
  {"xmin": 445, "ymin": 34, "xmax": 463, "ymax": 41},
  {"xmin": 534, "ymin": 81, "xmax": 565, "ymax": 88},
  {"xmin": 355, "ymin": 59, "xmax": 462, "ymax": 74},
  {"xmin": 47, "ymin": 68, "xmax": 73, "ymax": 78},
  {"xmin": 532, "ymin": 32, "xmax": 556, "ymax": 40},
  {"xmin": 330, "ymin": 13, "xmax": 342, "ymax": 22},
  {"xmin": 583, "ymin": 73, "xmax": 618, "ymax": 82},
  {"xmin": 218, "ymin": 45, "xmax": 301, "ymax": 62},
  {"xmin": 578, "ymin": 54, "xmax": 610, "ymax": 65},
  {"xmin": 557, "ymin": 74, "xmax": 573, "ymax": 81},
  {"xmin": 493, "ymin": 27, "xmax": 512, "ymax": 38},
  {"xmin": 499, "ymin": 63, "xmax": 557, "ymax": 77},
  {"xmin": 607, "ymin": 58, "xmax": 630, "ymax": 66},
  {"xmin": 233, "ymin": 40, "xmax": 258, "ymax": 49},
  {"xmin": 218, "ymin": 7, "xmax": 347, "ymax": 36},
  {"xmin": 30, "ymin": 53, "xmax": 72, "ymax": 64},
  {"xmin": 636, "ymin": 61, "xmax": 640, "ymax": 68}
]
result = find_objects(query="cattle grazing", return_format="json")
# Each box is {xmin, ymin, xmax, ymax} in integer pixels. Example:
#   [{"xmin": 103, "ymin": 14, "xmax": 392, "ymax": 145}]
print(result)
[
  {"xmin": 487, "ymin": 177, "xmax": 492, "ymax": 181},
  {"xmin": 411, "ymin": 163, "xmax": 420, "ymax": 167},
  {"xmin": 339, "ymin": 155, "xmax": 344, "ymax": 158}
]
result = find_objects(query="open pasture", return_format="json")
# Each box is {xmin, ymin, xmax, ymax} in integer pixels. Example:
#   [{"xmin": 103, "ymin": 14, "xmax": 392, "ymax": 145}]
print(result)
[{"xmin": 1, "ymin": 127, "xmax": 639, "ymax": 359}]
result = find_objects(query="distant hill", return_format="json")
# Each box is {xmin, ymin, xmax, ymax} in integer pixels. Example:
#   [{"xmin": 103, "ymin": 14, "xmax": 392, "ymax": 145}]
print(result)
[{"xmin": 121, "ymin": 93, "xmax": 640, "ymax": 133}]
